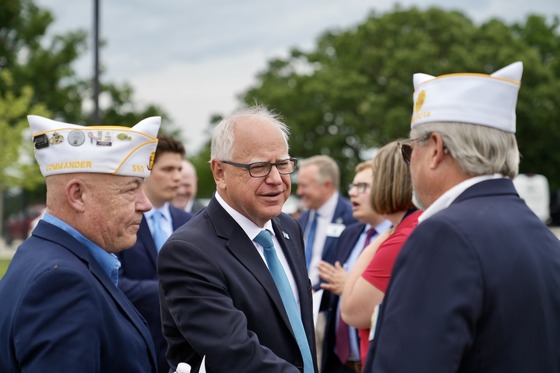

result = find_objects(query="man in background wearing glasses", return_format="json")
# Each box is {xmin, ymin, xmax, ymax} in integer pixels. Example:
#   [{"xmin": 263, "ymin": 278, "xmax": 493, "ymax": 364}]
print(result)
[
  {"xmin": 158, "ymin": 106, "xmax": 318, "ymax": 373},
  {"xmin": 366, "ymin": 62, "xmax": 560, "ymax": 372}
]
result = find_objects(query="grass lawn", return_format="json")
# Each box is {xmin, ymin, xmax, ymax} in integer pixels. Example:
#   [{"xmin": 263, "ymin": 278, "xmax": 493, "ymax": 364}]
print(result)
[{"xmin": 0, "ymin": 259, "xmax": 11, "ymax": 279}]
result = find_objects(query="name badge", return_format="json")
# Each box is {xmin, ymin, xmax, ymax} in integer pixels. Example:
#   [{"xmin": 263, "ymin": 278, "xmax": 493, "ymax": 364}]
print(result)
[{"xmin": 326, "ymin": 223, "xmax": 345, "ymax": 237}]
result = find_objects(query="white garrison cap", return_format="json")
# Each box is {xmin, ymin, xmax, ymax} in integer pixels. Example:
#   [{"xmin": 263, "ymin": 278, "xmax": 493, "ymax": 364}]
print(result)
[
  {"xmin": 411, "ymin": 61, "xmax": 523, "ymax": 133},
  {"xmin": 28, "ymin": 115, "xmax": 161, "ymax": 177}
]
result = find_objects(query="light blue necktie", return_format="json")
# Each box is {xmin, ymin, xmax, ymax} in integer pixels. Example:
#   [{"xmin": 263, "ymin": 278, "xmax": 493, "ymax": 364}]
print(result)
[
  {"xmin": 304, "ymin": 212, "xmax": 318, "ymax": 269},
  {"xmin": 254, "ymin": 230, "xmax": 314, "ymax": 373},
  {"xmin": 151, "ymin": 211, "xmax": 167, "ymax": 251}
]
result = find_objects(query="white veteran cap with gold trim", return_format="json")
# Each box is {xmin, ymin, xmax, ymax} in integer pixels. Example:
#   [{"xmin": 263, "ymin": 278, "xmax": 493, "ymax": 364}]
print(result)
[
  {"xmin": 28, "ymin": 115, "xmax": 161, "ymax": 178},
  {"xmin": 411, "ymin": 61, "xmax": 523, "ymax": 133}
]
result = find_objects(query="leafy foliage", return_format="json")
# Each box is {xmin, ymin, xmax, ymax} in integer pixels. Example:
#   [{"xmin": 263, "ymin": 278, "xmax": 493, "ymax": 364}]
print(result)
[
  {"xmin": 0, "ymin": 69, "xmax": 50, "ymax": 233},
  {"xmin": 0, "ymin": 0, "xmax": 172, "ymax": 127},
  {"xmin": 240, "ymin": 7, "xmax": 560, "ymax": 189},
  {"xmin": 0, "ymin": 0, "xmax": 175, "ymax": 228}
]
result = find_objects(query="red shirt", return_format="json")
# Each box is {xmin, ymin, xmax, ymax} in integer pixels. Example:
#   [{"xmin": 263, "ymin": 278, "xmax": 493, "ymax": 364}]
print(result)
[{"xmin": 358, "ymin": 210, "xmax": 422, "ymax": 365}]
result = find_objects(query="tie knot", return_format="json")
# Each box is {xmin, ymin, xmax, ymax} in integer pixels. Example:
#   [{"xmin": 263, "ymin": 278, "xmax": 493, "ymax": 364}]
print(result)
[{"xmin": 255, "ymin": 230, "xmax": 275, "ymax": 250}]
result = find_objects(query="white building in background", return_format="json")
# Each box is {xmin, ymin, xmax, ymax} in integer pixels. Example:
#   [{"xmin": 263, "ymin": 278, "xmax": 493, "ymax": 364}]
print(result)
[{"xmin": 513, "ymin": 173, "xmax": 551, "ymax": 224}]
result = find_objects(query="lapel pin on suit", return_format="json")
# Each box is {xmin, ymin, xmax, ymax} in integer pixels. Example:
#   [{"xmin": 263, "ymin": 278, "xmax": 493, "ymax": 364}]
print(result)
[{"xmin": 282, "ymin": 231, "xmax": 290, "ymax": 240}]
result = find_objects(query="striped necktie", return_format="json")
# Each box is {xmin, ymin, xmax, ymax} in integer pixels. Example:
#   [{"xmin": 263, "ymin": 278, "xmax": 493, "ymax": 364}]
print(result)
[{"xmin": 336, "ymin": 227, "xmax": 377, "ymax": 363}]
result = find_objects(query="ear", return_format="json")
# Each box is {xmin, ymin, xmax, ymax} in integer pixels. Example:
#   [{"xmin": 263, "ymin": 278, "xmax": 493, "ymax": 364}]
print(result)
[
  {"xmin": 322, "ymin": 177, "xmax": 334, "ymax": 189},
  {"xmin": 428, "ymin": 133, "xmax": 447, "ymax": 169},
  {"xmin": 65, "ymin": 178, "xmax": 87, "ymax": 212},
  {"xmin": 211, "ymin": 159, "xmax": 227, "ymax": 190}
]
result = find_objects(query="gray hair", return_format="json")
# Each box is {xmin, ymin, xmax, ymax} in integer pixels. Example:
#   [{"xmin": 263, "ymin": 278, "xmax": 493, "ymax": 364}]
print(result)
[
  {"xmin": 298, "ymin": 155, "xmax": 340, "ymax": 190},
  {"xmin": 410, "ymin": 122, "xmax": 519, "ymax": 178},
  {"xmin": 210, "ymin": 105, "xmax": 290, "ymax": 161}
]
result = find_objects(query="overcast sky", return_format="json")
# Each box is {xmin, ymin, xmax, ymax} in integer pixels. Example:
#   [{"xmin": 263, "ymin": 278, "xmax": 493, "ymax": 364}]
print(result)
[{"xmin": 36, "ymin": 0, "xmax": 559, "ymax": 154}]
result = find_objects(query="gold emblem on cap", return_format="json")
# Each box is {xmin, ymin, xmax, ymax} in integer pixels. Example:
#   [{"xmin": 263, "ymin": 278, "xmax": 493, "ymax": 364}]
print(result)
[
  {"xmin": 117, "ymin": 133, "xmax": 132, "ymax": 141},
  {"xmin": 49, "ymin": 132, "xmax": 64, "ymax": 145},
  {"xmin": 148, "ymin": 151, "xmax": 155, "ymax": 170},
  {"xmin": 415, "ymin": 90, "xmax": 426, "ymax": 112}
]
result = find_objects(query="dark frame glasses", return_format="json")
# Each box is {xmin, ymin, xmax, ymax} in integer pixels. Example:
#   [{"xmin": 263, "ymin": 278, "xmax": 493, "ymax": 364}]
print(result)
[
  {"xmin": 220, "ymin": 158, "xmax": 298, "ymax": 178},
  {"xmin": 398, "ymin": 136, "xmax": 429, "ymax": 164}
]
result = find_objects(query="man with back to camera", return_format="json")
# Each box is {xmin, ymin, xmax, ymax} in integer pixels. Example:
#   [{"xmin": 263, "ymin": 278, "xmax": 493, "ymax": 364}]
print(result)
[
  {"xmin": 0, "ymin": 115, "xmax": 160, "ymax": 372},
  {"xmin": 365, "ymin": 62, "xmax": 560, "ymax": 372},
  {"xmin": 118, "ymin": 134, "xmax": 192, "ymax": 373},
  {"xmin": 158, "ymin": 105, "xmax": 318, "ymax": 372}
]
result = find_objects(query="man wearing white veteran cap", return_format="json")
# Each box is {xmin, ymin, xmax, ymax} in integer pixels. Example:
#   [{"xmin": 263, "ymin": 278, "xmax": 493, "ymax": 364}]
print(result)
[
  {"xmin": 365, "ymin": 62, "xmax": 560, "ymax": 372},
  {"xmin": 0, "ymin": 115, "xmax": 161, "ymax": 372}
]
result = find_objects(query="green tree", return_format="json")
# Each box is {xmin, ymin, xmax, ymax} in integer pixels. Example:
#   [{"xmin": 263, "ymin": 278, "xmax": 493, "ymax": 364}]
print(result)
[
  {"xmin": 240, "ymin": 7, "xmax": 560, "ymax": 190},
  {"xmin": 0, "ymin": 0, "xmax": 176, "ymax": 235},
  {"xmin": 1, "ymin": 0, "xmax": 172, "ymax": 127},
  {"xmin": 189, "ymin": 114, "xmax": 223, "ymax": 198},
  {"xmin": 1, "ymin": 0, "xmax": 88, "ymax": 122},
  {"xmin": 0, "ymin": 70, "xmax": 50, "ymax": 236}
]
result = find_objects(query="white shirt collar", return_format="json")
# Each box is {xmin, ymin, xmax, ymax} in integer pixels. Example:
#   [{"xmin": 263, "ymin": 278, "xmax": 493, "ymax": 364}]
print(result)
[
  {"xmin": 215, "ymin": 192, "xmax": 274, "ymax": 240},
  {"xmin": 419, "ymin": 174, "xmax": 505, "ymax": 223},
  {"xmin": 316, "ymin": 191, "xmax": 339, "ymax": 222}
]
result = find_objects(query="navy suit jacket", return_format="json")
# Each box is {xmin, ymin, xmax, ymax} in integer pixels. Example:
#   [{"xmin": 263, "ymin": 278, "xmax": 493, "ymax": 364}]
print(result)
[
  {"xmin": 321, "ymin": 223, "xmax": 366, "ymax": 373},
  {"xmin": 158, "ymin": 197, "xmax": 318, "ymax": 373},
  {"xmin": 0, "ymin": 221, "xmax": 157, "ymax": 372},
  {"xmin": 298, "ymin": 195, "xmax": 357, "ymax": 267},
  {"xmin": 366, "ymin": 178, "xmax": 560, "ymax": 372},
  {"xmin": 118, "ymin": 205, "xmax": 192, "ymax": 373}
]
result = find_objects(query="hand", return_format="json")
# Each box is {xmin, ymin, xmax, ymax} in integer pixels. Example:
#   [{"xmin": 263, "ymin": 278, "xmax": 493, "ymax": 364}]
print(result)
[{"xmin": 318, "ymin": 260, "xmax": 347, "ymax": 295}]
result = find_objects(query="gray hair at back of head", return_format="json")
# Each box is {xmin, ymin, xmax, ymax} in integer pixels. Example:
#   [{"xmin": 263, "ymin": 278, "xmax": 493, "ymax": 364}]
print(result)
[
  {"xmin": 410, "ymin": 122, "xmax": 520, "ymax": 178},
  {"xmin": 298, "ymin": 155, "xmax": 340, "ymax": 190},
  {"xmin": 210, "ymin": 105, "xmax": 290, "ymax": 161}
]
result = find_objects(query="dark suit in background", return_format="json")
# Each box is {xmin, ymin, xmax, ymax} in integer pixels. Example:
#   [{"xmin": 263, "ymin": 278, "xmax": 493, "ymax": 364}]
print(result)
[
  {"xmin": 158, "ymin": 198, "xmax": 318, "ymax": 372},
  {"xmin": 0, "ymin": 222, "xmax": 157, "ymax": 372},
  {"xmin": 299, "ymin": 195, "xmax": 357, "ymax": 273},
  {"xmin": 118, "ymin": 205, "xmax": 192, "ymax": 373}
]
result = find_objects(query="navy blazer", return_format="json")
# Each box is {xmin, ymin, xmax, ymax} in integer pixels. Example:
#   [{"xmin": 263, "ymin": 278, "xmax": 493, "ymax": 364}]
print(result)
[
  {"xmin": 366, "ymin": 178, "xmax": 560, "ymax": 372},
  {"xmin": 0, "ymin": 221, "xmax": 157, "ymax": 372},
  {"xmin": 298, "ymin": 195, "xmax": 357, "ymax": 266},
  {"xmin": 158, "ymin": 197, "xmax": 318, "ymax": 373},
  {"xmin": 118, "ymin": 205, "xmax": 192, "ymax": 373},
  {"xmin": 321, "ymin": 223, "xmax": 366, "ymax": 373}
]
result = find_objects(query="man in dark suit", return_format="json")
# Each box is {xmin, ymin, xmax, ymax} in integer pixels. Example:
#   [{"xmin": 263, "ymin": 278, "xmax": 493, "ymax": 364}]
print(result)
[
  {"xmin": 158, "ymin": 106, "xmax": 318, "ymax": 373},
  {"xmin": 317, "ymin": 161, "xmax": 391, "ymax": 373},
  {"xmin": 118, "ymin": 135, "xmax": 192, "ymax": 373},
  {"xmin": 172, "ymin": 159, "xmax": 206, "ymax": 214},
  {"xmin": 297, "ymin": 155, "xmax": 357, "ymax": 288},
  {"xmin": 0, "ymin": 115, "xmax": 160, "ymax": 372},
  {"xmin": 366, "ymin": 62, "xmax": 560, "ymax": 372},
  {"xmin": 296, "ymin": 155, "xmax": 357, "ymax": 367}
]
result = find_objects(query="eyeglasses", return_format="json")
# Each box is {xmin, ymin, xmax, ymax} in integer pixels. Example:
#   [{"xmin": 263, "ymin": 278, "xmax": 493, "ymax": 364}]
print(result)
[
  {"xmin": 221, "ymin": 158, "xmax": 298, "ymax": 178},
  {"xmin": 347, "ymin": 182, "xmax": 370, "ymax": 193},
  {"xmin": 398, "ymin": 136, "xmax": 429, "ymax": 165}
]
